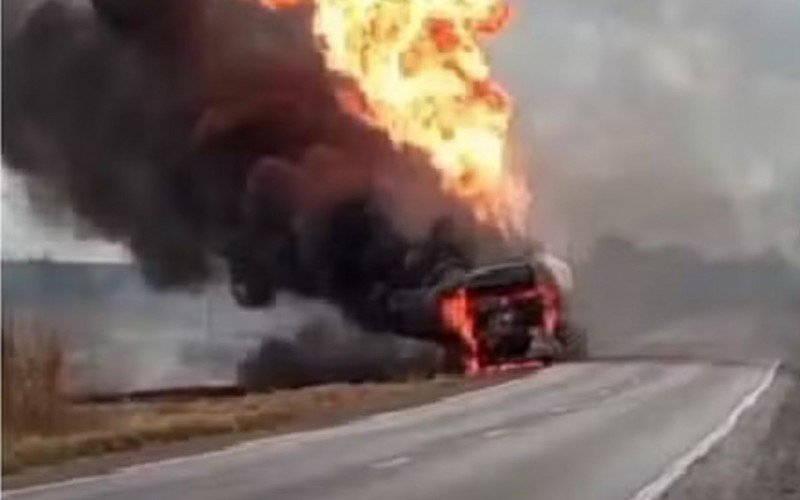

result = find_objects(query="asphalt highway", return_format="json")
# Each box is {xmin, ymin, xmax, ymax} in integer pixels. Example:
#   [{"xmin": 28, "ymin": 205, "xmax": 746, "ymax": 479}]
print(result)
[{"xmin": 8, "ymin": 315, "xmax": 780, "ymax": 500}]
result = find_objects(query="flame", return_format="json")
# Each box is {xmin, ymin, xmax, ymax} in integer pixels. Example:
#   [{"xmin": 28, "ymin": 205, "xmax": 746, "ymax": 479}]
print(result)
[
  {"xmin": 439, "ymin": 289, "xmax": 481, "ymax": 374},
  {"xmin": 439, "ymin": 283, "xmax": 560, "ymax": 374},
  {"xmin": 263, "ymin": 0, "xmax": 529, "ymax": 233},
  {"xmin": 315, "ymin": 0, "xmax": 528, "ymax": 233}
]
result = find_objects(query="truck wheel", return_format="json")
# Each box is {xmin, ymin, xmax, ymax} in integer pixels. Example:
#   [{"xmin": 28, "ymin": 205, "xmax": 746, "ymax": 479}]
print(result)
[{"xmin": 556, "ymin": 323, "xmax": 588, "ymax": 361}]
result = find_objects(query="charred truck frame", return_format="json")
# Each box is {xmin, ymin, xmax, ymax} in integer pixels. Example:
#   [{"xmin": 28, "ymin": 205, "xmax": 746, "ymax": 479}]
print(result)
[{"xmin": 382, "ymin": 259, "xmax": 586, "ymax": 373}]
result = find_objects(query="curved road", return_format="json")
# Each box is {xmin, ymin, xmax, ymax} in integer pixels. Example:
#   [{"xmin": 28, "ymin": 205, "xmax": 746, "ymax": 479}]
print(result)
[{"xmin": 8, "ymin": 354, "xmax": 777, "ymax": 500}]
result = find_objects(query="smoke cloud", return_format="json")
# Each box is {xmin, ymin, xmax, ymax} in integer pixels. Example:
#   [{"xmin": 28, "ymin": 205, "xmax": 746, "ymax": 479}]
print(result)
[
  {"xmin": 2, "ymin": 0, "xmax": 503, "ymax": 339},
  {"xmin": 237, "ymin": 306, "xmax": 441, "ymax": 390}
]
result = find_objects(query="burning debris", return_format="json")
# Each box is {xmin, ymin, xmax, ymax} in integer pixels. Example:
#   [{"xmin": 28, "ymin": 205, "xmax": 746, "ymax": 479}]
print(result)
[{"xmin": 3, "ymin": 0, "xmax": 580, "ymax": 373}]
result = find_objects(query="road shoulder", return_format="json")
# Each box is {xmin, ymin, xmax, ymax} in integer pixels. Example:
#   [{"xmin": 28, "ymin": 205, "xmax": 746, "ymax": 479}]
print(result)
[{"xmin": 664, "ymin": 368, "xmax": 800, "ymax": 500}]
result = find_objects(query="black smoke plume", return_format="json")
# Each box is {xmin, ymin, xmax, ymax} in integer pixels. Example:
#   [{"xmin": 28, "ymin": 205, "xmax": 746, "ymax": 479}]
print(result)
[
  {"xmin": 237, "ymin": 317, "xmax": 441, "ymax": 390},
  {"xmin": 3, "ymin": 0, "xmax": 502, "ymax": 342}
]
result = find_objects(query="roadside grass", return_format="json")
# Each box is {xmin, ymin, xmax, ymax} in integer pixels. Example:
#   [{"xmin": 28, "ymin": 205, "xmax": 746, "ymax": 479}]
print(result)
[
  {"xmin": 4, "ymin": 380, "xmax": 470, "ymax": 474},
  {"xmin": 2, "ymin": 323, "xmax": 471, "ymax": 475},
  {"xmin": 2, "ymin": 318, "xmax": 69, "ymax": 439}
]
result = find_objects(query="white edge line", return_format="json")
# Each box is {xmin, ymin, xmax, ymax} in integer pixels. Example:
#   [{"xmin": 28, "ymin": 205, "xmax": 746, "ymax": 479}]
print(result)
[
  {"xmin": 5, "ymin": 371, "xmax": 541, "ymax": 497},
  {"xmin": 630, "ymin": 359, "xmax": 781, "ymax": 500}
]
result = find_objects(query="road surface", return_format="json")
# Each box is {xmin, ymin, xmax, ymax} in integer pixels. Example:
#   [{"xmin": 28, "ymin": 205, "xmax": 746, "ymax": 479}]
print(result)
[{"xmin": 7, "ymin": 312, "xmax": 783, "ymax": 500}]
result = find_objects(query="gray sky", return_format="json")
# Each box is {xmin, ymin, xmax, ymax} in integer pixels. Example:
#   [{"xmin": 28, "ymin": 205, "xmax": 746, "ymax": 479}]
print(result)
[
  {"xmin": 3, "ymin": 0, "xmax": 799, "ymax": 262},
  {"xmin": 494, "ymin": 0, "xmax": 800, "ymax": 262}
]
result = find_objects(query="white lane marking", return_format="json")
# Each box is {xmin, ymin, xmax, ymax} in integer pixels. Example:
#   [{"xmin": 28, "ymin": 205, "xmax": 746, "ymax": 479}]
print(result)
[
  {"xmin": 630, "ymin": 359, "xmax": 781, "ymax": 500},
  {"xmin": 482, "ymin": 428, "xmax": 509, "ymax": 438},
  {"xmin": 370, "ymin": 456, "xmax": 411, "ymax": 470}
]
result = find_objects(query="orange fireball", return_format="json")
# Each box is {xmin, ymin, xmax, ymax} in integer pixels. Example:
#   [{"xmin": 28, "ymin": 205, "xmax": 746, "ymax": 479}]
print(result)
[{"xmin": 260, "ymin": 0, "xmax": 529, "ymax": 234}]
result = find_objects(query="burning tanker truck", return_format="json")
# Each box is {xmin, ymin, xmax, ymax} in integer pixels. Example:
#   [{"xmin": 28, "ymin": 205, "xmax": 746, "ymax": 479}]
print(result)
[
  {"xmin": 231, "ymin": 245, "xmax": 587, "ymax": 373},
  {"xmin": 380, "ymin": 253, "xmax": 587, "ymax": 372}
]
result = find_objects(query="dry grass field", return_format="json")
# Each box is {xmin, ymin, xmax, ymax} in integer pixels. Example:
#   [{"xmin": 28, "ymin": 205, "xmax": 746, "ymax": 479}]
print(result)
[{"xmin": 2, "ymin": 320, "xmax": 494, "ymax": 475}]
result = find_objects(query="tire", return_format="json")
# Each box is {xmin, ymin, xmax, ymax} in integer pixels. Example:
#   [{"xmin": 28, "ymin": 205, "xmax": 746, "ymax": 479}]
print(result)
[{"xmin": 556, "ymin": 323, "xmax": 588, "ymax": 361}]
